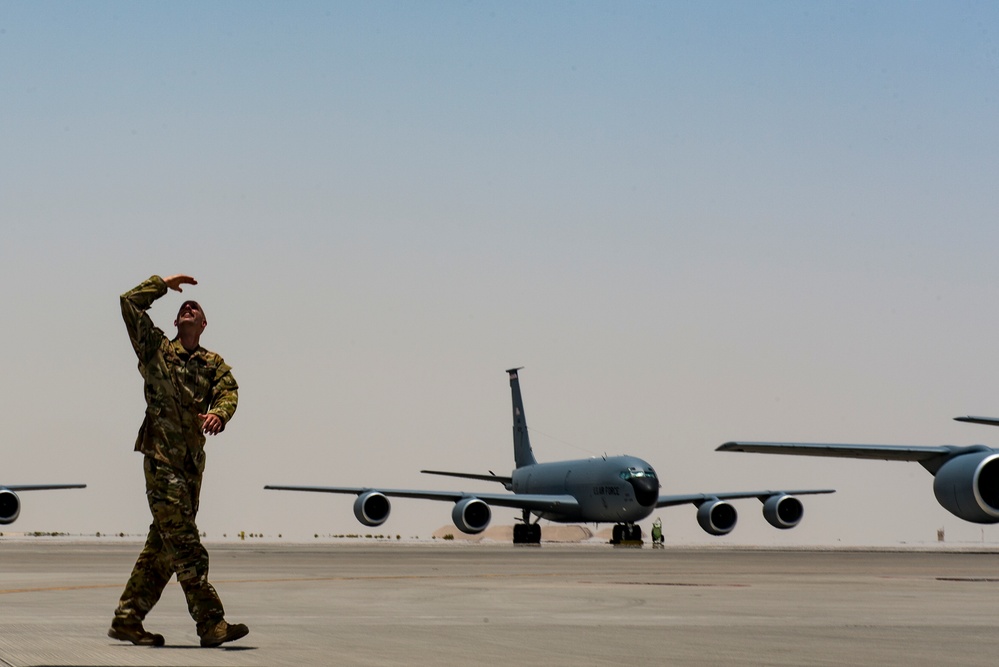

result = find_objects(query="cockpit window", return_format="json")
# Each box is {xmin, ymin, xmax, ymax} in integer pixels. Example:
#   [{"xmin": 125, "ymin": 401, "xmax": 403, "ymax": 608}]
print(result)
[{"xmin": 619, "ymin": 467, "xmax": 658, "ymax": 481}]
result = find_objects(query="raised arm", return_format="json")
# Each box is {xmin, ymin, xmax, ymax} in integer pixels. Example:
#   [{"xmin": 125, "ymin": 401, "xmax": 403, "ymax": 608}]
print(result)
[{"xmin": 120, "ymin": 275, "xmax": 169, "ymax": 363}]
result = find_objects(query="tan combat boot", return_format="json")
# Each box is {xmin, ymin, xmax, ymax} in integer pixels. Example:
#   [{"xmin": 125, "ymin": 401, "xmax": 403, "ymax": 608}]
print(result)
[
  {"xmin": 107, "ymin": 620, "xmax": 165, "ymax": 646},
  {"xmin": 199, "ymin": 619, "xmax": 249, "ymax": 648}
]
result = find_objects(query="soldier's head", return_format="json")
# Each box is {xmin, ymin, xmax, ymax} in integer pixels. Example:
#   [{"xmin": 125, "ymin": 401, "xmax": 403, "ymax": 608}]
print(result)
[{"xmin": 175, "ymin": 300, "xmax": 207, "ymax": 339}]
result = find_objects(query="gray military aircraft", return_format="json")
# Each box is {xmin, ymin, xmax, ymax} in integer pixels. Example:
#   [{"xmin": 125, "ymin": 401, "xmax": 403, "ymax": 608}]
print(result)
[
  {"xmin": 267, "ymin": 368, "xmax": 834, "ymax": 544},
  {"xmin": 0, "ymin": 484, "xmax": 87, "ymax": 525},
  {"xmin": 719, "ymin": 415, "xmax": 999, "ymax": 524}
]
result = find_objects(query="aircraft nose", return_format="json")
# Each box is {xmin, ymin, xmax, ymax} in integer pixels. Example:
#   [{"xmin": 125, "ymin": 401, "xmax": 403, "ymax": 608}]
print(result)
[{"xmin": 629, "ymin": 476, "xmax": 658, "ymax": 507}]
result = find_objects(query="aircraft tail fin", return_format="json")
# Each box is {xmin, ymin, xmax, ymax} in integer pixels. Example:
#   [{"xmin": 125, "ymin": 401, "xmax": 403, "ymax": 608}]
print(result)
[{"xmin": 507, "ymin": 367, "xmax": 537, "ymax": 468}]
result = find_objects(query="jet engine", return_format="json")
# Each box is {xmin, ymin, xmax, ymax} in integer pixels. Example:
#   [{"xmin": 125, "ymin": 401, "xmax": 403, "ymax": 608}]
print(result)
[
  {"xmin": 0, "ymin": 488, "xmax": 20, "ymax": 525},
  {"xmin": 696, "ymin": 499, "xmax": 737, "ymax": 536},
  {"xmin": 353, "ymin": 491, "xmax": 391, "ymax": 527},
  {"xmin": 451, "ymin": 497, "xmax": 491, "ymax": 534},
  {"xmin": 932, "ymin": 451, "xmax": 999, "ymax": 524},
  {"xmin": 762, "ymin": 494, "xmax": 803, "ymax": 529}
]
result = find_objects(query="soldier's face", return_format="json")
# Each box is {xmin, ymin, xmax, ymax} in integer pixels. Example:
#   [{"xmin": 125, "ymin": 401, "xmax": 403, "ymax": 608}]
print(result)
[{"xmin": 175, "ymin": 301, "xmax": 207, "ymax": 331}]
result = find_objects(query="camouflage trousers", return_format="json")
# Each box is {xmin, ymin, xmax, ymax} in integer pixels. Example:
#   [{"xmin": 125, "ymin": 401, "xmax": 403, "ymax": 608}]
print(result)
[{"xmin": 113, "ymin": 456, "xmax": 224, "ymax": 631}]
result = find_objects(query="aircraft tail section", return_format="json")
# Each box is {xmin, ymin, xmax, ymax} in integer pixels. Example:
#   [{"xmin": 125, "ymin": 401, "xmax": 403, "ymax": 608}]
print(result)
[{"xmin": 507, "ymin": 367, "xmax": 537, "ymax": 468}]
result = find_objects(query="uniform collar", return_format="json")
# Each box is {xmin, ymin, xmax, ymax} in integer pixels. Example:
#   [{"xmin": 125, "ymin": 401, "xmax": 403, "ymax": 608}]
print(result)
[{"xmin": 170, "ymin": 337, "xmax": 203, "ymax": 358}]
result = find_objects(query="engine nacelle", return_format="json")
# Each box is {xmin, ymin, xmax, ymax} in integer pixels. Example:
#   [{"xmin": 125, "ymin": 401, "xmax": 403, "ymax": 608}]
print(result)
[
  {"xmin": 353, "ymin": 491, "xmax": 391, "ymax": 527},
  {"xmin": 933, "ymin": 452, "xmax": 999, "ymax": 524},
  {"xmin": 451, "ymin": 497, "xmax": 491, "ymax": 534},
  {"xmin": 762, "ymin": 494, "xmax": 803, "ymax": 529},
  {"xmin": 0, "ymin": 488, "xmax": 21, "ymax": 525},
  {"xmin": 696, "ymin": 499, "xmax": 737, "ymax": 536}
]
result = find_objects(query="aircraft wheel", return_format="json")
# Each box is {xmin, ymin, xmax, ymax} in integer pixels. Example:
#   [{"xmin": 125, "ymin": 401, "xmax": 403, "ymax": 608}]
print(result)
[
  {"xmin": 513, "ymin": 524, "xmax": 527, "ymax": 544},
  {"xmin": 612, "ymin": 525, "xmax": 623, "ymax": 544},
  {"xmin": 529, "ymin": 523, "xmax": 542, "ymax": 544}
]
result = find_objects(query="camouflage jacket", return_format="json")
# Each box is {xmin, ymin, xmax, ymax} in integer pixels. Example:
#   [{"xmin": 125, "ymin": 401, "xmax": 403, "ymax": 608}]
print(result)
[{"xmin": 121, "ymin": 276, "xmax": 238, "ymax": 474}]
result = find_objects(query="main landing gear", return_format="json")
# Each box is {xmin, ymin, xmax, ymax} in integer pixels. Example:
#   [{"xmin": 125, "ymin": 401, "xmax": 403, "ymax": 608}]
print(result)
[
  {"xmin": 513, "ymin": 510, "xmax": 542, "ymax": 545},
  {"xmin": 611, "ymin": 523, "xmax": 642, "ymax": 546}
]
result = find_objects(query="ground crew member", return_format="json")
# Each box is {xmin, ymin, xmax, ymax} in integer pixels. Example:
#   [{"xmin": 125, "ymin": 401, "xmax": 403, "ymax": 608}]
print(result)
[
  {"xmin": 108, "ymin": 274, "xmax": 248, "ymax": 648},
  {"xmin": 651, "ymin": 517, "xmax": 664, "ymax": 548}
]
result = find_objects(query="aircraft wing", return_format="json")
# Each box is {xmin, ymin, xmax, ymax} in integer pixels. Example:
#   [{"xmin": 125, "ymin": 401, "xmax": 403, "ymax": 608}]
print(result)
[
  {"xmin": 264, "ymin": 485, "xmax": 578, "ymax": 513},
  {"xmin": 954, "ymin": 416, "xmax": 999, "ymax": 427},
  {"xmin": 717, "ymin": 441, "xmax": 954, "ymax": 462},
  {"xmin": 4, "ymin": 484, "xmax": 87, "ymax": 491},
  {"xmin": 656, "ymin": 488, "xmax": 834, "ymax": 509}
]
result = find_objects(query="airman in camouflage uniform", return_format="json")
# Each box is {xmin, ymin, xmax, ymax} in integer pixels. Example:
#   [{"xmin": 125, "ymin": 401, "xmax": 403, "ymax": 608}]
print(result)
[{"xmin": 109, "ymin": 274, "xmax": 249, "ymax": 648}]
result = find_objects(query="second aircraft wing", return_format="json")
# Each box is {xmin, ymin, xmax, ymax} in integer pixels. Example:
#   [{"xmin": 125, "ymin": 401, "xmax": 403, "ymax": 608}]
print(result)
[
  {"xmin": 717, "ymin": 441, "xmax": 955, "ymax": 462},
  {"xmin": 4, "ymin": 484, "xmax": 87, "ymax": 491}
]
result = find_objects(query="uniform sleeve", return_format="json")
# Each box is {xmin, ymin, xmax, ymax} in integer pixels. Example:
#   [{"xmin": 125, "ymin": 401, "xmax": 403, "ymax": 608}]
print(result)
[
  {"xmin": 120, "ymin": 275, "xmax": 168, "ymax": 363},
  {"xmin": 208, "ymin": 363, "xmax": 239, "ymax": 428}
]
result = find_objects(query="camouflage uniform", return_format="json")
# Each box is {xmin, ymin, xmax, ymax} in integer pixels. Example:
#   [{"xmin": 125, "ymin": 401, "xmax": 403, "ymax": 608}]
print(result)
[{"xmin": 113, "ymin": 275, "xmax": 238, "ymax": 634}]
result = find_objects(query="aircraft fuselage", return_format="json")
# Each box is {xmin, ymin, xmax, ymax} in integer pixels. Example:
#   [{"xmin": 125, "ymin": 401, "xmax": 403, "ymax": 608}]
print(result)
[{"xmin": 512, "ymin": 455, "xmax": 659, "ymax": 524}]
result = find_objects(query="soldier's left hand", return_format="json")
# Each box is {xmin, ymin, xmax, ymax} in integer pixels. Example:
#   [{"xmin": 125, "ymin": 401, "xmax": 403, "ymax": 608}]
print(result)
[
  {"xmin": 200, "ymin": 413, "xmax": 224, "ymax": 435},
  {"xmin": 164, "ymin": 275, "xmax": 198, "ymax": 292}
]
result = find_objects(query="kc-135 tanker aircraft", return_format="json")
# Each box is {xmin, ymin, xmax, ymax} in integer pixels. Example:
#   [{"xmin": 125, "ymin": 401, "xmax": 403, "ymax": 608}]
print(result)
[
  {"xmin": 267, "ymin": 369, "xmax": 833, "ymax": 544},
  {"xmin": 720, "ymin": 415, "xmax": 999, "ymax": 524},
  {"xmin": 0, "ymin": 484, "xmax": 86, "ymax": 525}
]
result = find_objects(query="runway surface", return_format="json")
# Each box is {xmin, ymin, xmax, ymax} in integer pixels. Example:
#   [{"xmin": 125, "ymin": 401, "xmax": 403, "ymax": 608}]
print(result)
[{"xmin": 1, "ymin": 539, "xmax": 998, "ymax": 666}]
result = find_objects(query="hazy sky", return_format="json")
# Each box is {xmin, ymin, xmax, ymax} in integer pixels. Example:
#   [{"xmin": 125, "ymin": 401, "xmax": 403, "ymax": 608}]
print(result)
[{"xmin": 3, "ymin": 1, "xmax": 999, "ymax": 545}]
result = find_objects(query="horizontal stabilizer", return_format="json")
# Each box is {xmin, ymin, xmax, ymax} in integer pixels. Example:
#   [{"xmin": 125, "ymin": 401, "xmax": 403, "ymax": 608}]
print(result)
[{"xmin": 420, "ymin": 470, "xmax": 513, "ymax": 486}]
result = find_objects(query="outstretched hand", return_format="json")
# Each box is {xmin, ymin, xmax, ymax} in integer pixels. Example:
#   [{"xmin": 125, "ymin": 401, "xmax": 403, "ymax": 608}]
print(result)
[
  {"xmin": 164, "ymin": 275, "xmax": 198, "ymax": 292},
  {"xmin": 200, "ymin": 413, "xmax": 224, "ymax": 436}
]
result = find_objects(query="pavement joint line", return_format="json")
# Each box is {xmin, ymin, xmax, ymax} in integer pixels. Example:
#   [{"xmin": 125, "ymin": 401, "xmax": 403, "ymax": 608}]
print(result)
[{"xmin": 0, "ymin": 571, "xmax": 581, "ymax": 596}]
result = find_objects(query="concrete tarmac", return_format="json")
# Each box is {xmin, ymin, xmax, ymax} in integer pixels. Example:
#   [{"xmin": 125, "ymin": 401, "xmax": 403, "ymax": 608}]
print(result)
[{"xmin": 2, "ymin": 539, "xmax": 999, "ymax": 666}]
